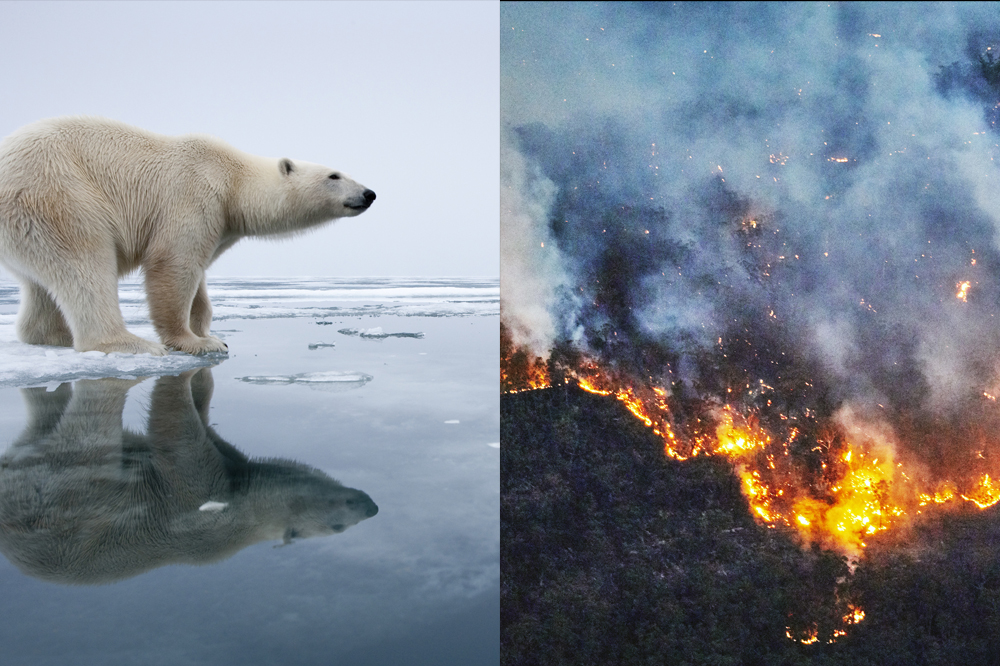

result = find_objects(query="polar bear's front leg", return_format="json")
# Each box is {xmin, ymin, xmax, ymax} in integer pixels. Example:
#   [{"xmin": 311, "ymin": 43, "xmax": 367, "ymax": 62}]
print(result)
[
  {"xmin": 145, "ymin": 263, "xmax": 228, "ymax": 356},
  {"xmin": 189, "ymin": 277, "xmax": 213, "ymax": 338}
]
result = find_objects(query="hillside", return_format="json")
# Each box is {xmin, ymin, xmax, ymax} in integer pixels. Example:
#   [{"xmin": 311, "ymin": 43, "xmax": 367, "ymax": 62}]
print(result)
[{"xmin": 501, "ymin": 385, "xmax": 1000, "ymax": 666}]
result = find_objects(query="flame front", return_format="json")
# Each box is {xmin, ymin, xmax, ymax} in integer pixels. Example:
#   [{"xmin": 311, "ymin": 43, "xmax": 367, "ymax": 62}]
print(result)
[{"xmin": 542, "ymin": 359, "xmax": 1000, "ymax": 558}]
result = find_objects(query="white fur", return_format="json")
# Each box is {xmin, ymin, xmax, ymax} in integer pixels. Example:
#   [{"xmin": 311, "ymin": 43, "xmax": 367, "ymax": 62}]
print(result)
[{"xmin": 0, "ymin": 116, "xmax": 375, "ymax": 355}]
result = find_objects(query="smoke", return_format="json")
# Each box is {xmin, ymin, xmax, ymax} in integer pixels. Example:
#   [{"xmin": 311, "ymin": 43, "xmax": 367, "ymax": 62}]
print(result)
[
  {"xmin": 500, "ymin": 127, "xmax": 571, "ymax": 353},
  {"xmin": 502, "ymin": 3, "xmax": 1000, "ymax": 474}
]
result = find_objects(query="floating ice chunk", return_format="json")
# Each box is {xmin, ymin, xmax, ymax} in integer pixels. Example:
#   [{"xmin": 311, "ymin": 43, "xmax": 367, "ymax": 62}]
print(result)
[
  {"xmin": 444, "ymin": 420, "xmax": 460, "ymax": 424},
  {"xmin": 338, "ymin": 327, "xmax": 424, "ymax": 340},
  {"xmin": 308, "ymin": 342, "xmax": 336, "ymax": 350},
  {"xmin": 487, "ymin": 442, "xmax": 500, "ymax": 449},
  {"xmin": 237, "ymin": 371, "xmax": 373, "ymax": 391},
  {"xmin": 294, "ymin": 371, "xmax": 372, "ymax": 383},
  {"xmin": 199, "ymin": 501, "xmax": 228, "ymax": 512},
  {"xmin": 239, "ymin": 375, "xmax": 295, "ymax": 384}
]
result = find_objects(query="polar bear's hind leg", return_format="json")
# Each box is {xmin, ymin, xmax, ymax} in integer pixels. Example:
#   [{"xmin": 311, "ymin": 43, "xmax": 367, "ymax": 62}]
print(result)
[
  {"xmin": 15, "ymin": 280, "xmax": 73, "ymax": 347},
  {"xmin": 44, "ymin": 256, "xmax": 168, "ymax": 356}
]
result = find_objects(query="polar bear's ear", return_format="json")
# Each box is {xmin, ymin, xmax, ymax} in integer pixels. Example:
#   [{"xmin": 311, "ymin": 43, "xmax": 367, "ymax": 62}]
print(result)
[{"xmin": 279, "ymin": 158, "xmax": 295, "ymax": 176}]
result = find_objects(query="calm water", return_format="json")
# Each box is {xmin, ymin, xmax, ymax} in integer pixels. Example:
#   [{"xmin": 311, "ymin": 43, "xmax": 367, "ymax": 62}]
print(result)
[{"xmin": 0, "ymin": 278, "xmax": 499, "ymax": 665}]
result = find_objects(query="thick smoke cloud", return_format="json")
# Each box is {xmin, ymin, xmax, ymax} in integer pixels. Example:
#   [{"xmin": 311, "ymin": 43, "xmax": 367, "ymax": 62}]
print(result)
[
  {"xmin": 502, "ymin": 2, "xmax": 1000, "ymax": 428},
  {"xmin": 500, "ymin": 127, "xmax": 572, "ymax": 353}
]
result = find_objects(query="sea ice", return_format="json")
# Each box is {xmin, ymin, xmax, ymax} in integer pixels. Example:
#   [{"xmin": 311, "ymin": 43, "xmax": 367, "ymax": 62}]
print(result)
[
  {"xmin": 0, "ymin": 276, "xmax": 496, "ymax": 387},
  {"xmin": 338, "ymin": 327, "xmax": 424, "ymax": 339},
  {"xmin": 0, "ymin": 335, "xmax": 215, "ymax": 389},
  {"xmin": 236, "ymin": 371, "xmax": 374, "ymax": 390}
]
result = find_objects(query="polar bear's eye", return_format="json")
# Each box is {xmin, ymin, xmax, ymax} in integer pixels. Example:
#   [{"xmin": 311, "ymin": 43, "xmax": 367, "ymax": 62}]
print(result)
[{"xmin": 328, "ymin": 173, "xmax": 341, "ymax": 180}]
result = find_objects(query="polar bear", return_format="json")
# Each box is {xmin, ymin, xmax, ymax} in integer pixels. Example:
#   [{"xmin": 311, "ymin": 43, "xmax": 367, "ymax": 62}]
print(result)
[{"xmin": 0, "ymin": 116, "xmax": 376, "ymax": 355}]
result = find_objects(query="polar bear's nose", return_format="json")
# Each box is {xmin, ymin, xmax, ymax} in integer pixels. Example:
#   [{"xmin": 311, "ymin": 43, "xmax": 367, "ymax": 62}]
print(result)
[{"xmin": 363, "ymin": 189, "xmax": 376, "ymax": 204}]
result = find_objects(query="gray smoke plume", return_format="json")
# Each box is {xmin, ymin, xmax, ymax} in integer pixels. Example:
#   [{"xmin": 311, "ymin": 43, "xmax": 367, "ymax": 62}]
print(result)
[{"xmin": 502, "ymin": 2, "xmax": 1000, "ymax": 477}]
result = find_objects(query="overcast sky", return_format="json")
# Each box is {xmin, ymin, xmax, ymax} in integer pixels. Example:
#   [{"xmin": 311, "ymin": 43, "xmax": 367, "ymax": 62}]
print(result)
[{"xmin": 0, "ymin": 1, "xmax": 498, "ymax": 278}]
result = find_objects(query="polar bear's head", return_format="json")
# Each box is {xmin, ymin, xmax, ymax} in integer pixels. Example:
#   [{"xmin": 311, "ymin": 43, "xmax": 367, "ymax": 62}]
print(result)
[
  {"xmin": 234, "ymin": 156, "xmax": 377, "ymax": 237},
  {"xmin": 279, "ymin": 157, "xmax": 376, "ymax": 221},
  {"xmin": 276, "ymin": 471, "xmax": 380, "ymax": 545}
]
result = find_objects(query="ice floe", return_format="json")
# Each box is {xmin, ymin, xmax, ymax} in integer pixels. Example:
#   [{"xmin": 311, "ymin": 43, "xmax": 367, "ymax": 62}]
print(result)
[
  {"xmin": 338, "ymin": 327, "xmax": 424, "ymax": 340},
  {"xmin": 236, "ymin": 371, "xmax": 374, "ymax": 391},
  {"xmin": 0, "ymin": 324, "xmax": 216, "ymax": 389}
]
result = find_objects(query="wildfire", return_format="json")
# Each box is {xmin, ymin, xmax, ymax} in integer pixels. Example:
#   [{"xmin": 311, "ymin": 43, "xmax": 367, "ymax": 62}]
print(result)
[
  {"xmin": 502, "ymin": 330, "xmax": 1000, "ymax": 644},
  {"xmin": 504, "ymin": 342, "xmax": 1000, "ymax": 556}
]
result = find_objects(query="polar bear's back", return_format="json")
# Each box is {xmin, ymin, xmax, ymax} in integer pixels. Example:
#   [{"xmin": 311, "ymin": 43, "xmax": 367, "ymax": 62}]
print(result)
[
  {"xmin": 0, "ymin": 116, "xmax": 241, "ymax": 194},
  {"xmin": 0, "ymin": 116, "xmax": 256, "ymax": 281}
]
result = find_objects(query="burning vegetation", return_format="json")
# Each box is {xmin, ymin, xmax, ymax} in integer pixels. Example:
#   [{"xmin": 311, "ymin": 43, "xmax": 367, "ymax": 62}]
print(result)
[
  {"xmin": 502, "ymin": 314, "xmax": 1000, "ymax": 655},
  {"xmin": 502, "ymin": 322, "xmax": 1000, "ymax": 559},
  {"xmin": 500, "ymin": 323, "xmax": 549, "ymax": 392},
  {"xmin": 502, "ymin": 361, "xmax": 1000, "ymax": 664}
]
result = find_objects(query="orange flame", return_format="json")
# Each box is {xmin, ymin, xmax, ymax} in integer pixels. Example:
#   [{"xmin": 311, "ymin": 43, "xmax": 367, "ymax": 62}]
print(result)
[
  {"xmin": 547, "ymin": 362, "xmax": 1000, "ymax": 559},
  {"xmin": 961, "ymin": 473, "xmax": 1000, "ymax": 509}
]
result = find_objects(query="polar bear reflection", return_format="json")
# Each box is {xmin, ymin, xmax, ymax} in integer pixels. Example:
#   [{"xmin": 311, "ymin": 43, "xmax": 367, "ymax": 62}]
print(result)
[{"xmin": 0, "ymin": 368, "xmax": 377, "ymax": 585}]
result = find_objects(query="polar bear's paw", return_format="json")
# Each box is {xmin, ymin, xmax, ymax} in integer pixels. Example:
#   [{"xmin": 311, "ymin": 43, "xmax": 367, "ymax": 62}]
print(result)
[
  {"xmin": 88, "ymin": 334, "xmax": 169, "ymax": 356},
  {"xmin": 166, "ymin": 334, "xmax": 229, "ymax": 356}
]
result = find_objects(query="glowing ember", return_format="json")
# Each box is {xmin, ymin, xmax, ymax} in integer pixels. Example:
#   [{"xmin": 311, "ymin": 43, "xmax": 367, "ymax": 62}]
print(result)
[
  {"xmin": 957, "ymin": 280, "xmax": 971, "ymax": 302},
  {"xmin": 786, "ymin": 626, "xmax": 820, "ymax": 645},
  {"xmin": 845, "ymin": 605, "xmax": 866, "ymax": 625}
]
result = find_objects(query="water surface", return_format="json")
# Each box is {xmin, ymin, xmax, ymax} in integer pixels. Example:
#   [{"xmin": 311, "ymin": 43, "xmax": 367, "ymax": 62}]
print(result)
[{"xmin": 0, "ymin": 277, "xmax": 499, "ymax": 665}]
